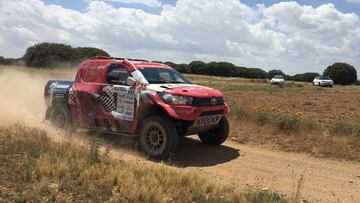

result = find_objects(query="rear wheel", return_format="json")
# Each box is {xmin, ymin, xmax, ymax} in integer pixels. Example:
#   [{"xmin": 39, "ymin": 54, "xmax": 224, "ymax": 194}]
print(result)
[
  {"xmin": 50, "ymin": 103, "xmax": 72, "ymax": 131},
  {"xmin": 198, "ymin": 117, "xmax": 229, "ymax": 146},
  {"xmin": 139, "ymin": 116, "xmax": 178, "ymax": 160}
]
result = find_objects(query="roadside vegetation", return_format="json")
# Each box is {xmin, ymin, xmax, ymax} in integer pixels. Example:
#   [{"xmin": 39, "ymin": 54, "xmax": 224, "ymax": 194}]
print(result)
[
  {"xmin": 0, "ymin": 124, "xmax": 288, "ymax": 203},
  {"xmin": 188, "ymin": 74, "xmax": 360, "ymax": 161}
]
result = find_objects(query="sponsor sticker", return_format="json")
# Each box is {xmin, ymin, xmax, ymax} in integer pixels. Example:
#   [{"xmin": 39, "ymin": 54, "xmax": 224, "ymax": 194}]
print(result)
[{"xmin": 112, "ymin": 85, "xmax": 135, "ymax": 121}]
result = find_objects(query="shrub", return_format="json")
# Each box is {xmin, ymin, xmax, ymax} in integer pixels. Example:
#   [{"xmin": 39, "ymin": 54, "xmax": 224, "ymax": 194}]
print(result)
[
  {"xmin": 254, "ymin": 110, "xmax": 271, "ymax": 125},
  {"xmin": 291, "ymin": 72, "xmax": 320, "ymax": 82},
  {"xmin": 323, "ymin": 62, "xmax": 357, "ymax": 85},
  {"xmin": 23, "ymin": 42, "xmax": 78, "ymax": 68},
  {"xmin": 187, "ymin": 60, "xmax": 205, "ymax": 74},
  {"xmin": 328, "ymin": 121, "xmax": 360, "ymax": 137},
  {"xmin": 275, "ymin": 114, "xmax": 300, "ymax": 132},
  {"xmin": 86, "ymin": 139, "xmax": 101, "ymax": 165},
  {"xmin": 230, "ymin": 106, "xmax": 250, "ymax": 119},
  {"xmin": 74, "ymin": 47, "xmax": 110, "ymax": 60},
  {"xmin": 23, "ymin": 42, "xmax": 110, "ymax": 68}
]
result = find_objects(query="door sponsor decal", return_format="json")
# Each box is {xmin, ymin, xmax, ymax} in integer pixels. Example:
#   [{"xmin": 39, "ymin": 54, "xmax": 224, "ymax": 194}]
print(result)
[{"xmin": 111, "ymin": 85, "xmax": 135, "ymax": 121}]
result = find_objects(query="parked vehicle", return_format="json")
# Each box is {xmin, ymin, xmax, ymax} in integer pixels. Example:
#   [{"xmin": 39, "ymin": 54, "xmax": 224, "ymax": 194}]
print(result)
[
  {"xmin": 44, "ymin": 56, "xmax": 230, "ymax": 159},
  {"xmin": 270, "ymin": 75, "xmax": 285, "ymax": 86},
  {"xmin": 313, "ymin": 75, "xmax": 334, "ymax": 87}
]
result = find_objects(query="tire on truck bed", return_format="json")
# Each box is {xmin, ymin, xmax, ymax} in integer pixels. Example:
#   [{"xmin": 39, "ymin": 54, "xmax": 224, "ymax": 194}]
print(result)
[
  {"xmin": 49, "ymin": 103, "xmax": 72, "ymax": 131},
  {"xmin": 138, "ymin": 116, "xmax": 178, "ymax": 160},
  {"xmin": 198, "ymin": 116, "xmax": 229, "ymax": 146}
]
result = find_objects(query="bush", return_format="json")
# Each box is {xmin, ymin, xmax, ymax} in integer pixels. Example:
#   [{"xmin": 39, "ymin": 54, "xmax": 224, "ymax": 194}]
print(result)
[
  {"xmin": 23, "ymin": 42, "xmax": 110, "ymax": 68},
  {"xmin": 267, "ymin": 69, "xmax": 285, "ymax": 79},
  {"xmin": 328, "ymin": 121, "xmax": 360, "ymax": 137},
  {"xmin": 74, "ymin": 47, "xmax": 110, "ymax": 60},
  {"xmin": 188, "ymin": 61, "xmax": 207, "ymax": 74},
  {"xmin": 323, "ymin": 63, "xmax": 357, "ymax": 85},
  {"xmin": 254, "ymin": 110, "xmax": 271, "ymax": 125},
  {"xmin": 230, "ymin": 106, "xmax": 250, "ymax": 119},
  {"xmin": 0, "ymin": 56, "xmax": 23, "ymax": 66},
  {"xmin": 275, "ymin": 114, "xmax": 300, "ymax": 132},
  {"xmin": 23, "ymin": 42, "xmax": 78, "ymax": 68},
  {"xmin": 291, "ymin": 72, "xmax": 320, "ymax": 82}
]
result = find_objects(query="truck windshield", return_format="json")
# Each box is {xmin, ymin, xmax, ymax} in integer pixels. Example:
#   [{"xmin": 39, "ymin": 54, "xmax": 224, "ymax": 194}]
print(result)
[
  {"xmin": 319, "ymin": 76, "xmax": 330, "ymax": 80},
  {"xmin": 273, "ymin": 75, "xmax": 284, "ymax": 79},
  {"xmin": 139, "ymin": 68, "xmax": 192, "ymax": 84}
]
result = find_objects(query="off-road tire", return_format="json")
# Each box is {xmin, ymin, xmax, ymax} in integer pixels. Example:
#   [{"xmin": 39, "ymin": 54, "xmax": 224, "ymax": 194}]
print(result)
[
  {"xmin": 139, "ymin": 116, "xmax": 178, "ymax": 160},
  {"xmin": 198, "ymin": 117, "xmax": 229, "ymax": 146},
  {"xmin": 50, "ymin": 103, "xmax": 72, "ymax": 131}
]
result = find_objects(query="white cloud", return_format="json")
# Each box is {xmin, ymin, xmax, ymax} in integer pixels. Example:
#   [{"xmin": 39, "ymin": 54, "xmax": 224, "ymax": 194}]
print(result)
[
  {"xmin": 90, "ymin": 0, "xmax": 161, "ymax": 7},
  {"xmin": 0, "ymin": 0, "xmax": 359, "ymax": 75},
  {"xmin": 347, "ymin": 0, "xmax": 360, "ymax": 3}
]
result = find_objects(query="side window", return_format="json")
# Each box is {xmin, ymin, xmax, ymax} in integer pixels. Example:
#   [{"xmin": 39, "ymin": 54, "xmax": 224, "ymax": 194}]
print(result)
[{"xmin": 107, "ymin": 64, "xmax": 130, "ymax": 85}]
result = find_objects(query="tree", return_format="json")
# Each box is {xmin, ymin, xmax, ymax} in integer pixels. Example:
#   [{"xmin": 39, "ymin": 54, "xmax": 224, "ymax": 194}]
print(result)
[
  {"xmin": 23, "ymin": 42, "xmax": 78, "ymax": 68},
  {"xmin": 74, "ymin": 47, "xmax": 110, "ymax": 60},
  {"xmin": 323, "ymin": 62, "xmax": 357, "ymax": 85},
  {"xmin": 205, "ymin": 62, "xmax": 237, "ymax": 76},
  {"xmin": 291, "ymin": 72, "xmax": 320, "ymax": 82},
  {"xmin": 267, "ymin": 69, "xmax": 285, "ymax": 79},
  {"xmin": 188, "ymin": 61, "xmax": 206, "ymax": 74}
]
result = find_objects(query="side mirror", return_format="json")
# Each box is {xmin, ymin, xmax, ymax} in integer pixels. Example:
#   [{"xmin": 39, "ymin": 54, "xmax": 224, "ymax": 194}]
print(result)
[{"xmin": 126, "ymin": 77, "xmax": 136, "ymax": 86}]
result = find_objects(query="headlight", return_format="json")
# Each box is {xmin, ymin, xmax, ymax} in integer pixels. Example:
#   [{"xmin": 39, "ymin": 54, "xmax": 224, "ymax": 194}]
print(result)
[{"xmin": 159, "ymin": 93, "xmax": 193, "ymax": 105}]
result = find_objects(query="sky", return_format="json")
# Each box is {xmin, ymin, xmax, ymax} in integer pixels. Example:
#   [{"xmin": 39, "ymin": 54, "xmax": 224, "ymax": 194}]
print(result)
[{"xmin": 1, "ymin": 0, "xmax": 360, "ymax": 75}]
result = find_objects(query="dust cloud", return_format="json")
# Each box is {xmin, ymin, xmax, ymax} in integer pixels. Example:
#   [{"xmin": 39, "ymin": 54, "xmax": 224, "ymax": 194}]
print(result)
[{"xmin": 0, "ymin": 66, "xmax": 75, "ymax": 126}]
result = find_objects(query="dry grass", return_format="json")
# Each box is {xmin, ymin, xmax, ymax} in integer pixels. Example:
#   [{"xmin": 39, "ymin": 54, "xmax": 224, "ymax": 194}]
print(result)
[
  {"xmin": 229, "ymin": 118, "xmax": 360, "ymax": 161},
  {"xmin": 186, "ymin": 74, "xmax": 360, "ymax": 161},
  {"xmin": 0, "ymin": 124, "xmax": 288, "ymax": 203}
]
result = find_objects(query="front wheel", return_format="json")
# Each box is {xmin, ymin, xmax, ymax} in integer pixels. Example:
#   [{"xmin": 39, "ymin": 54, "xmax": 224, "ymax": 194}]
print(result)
[
  {"xmin": 198, "ymin": 117, "xmax": 229, "ymax": 146},
  {"xmin": 49, "ymin": 103, "xmax": 72, "ymax": 130},
  {"xmin": 139, "ymin": 116, "xmax": 178, "ymax": 160}
]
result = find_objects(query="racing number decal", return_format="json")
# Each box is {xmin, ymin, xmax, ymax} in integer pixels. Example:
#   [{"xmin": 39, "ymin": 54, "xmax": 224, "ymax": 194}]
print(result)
[{"xmin": 111, "ymin": 85, "xmax": 135, "ymax": 121}]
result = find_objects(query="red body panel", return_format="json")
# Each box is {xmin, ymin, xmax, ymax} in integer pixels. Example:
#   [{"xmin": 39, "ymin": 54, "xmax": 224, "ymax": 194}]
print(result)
[{"xmin": 164, "ymin": 85, "xmax": 223, "ymax": 98}]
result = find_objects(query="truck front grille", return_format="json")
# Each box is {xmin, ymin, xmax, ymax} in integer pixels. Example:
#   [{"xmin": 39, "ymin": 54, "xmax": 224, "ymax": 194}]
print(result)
[{"xmin": 192, "ymin": 97, "xmax": 225, "ymax": 107}]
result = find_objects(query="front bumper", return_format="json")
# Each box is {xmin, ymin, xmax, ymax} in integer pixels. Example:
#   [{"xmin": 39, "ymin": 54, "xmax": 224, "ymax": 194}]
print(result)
[
  {"xmin": 320, "ymin": 82, "xmax": 333, "ymax": 86},
  {"xmin": 271, "ymin": 81, "xmax": 284, "ymax": 85},
  {"xmin": 161, "ymin": 103, "xmax": 229, "ymax": 121},
  {"xmin": 148, "ymin": 93, "xmax": 229, "ymax": 121}
]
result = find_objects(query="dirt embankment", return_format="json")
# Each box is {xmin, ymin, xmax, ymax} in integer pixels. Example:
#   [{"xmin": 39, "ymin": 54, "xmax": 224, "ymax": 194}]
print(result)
[{"xmin": 1, "ymin": 66, "xmax": 360, "ymax": 202}]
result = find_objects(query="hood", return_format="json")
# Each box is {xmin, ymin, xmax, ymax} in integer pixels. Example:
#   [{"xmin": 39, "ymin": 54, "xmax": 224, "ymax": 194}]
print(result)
[
  {"xmin": 319, "ymin": 79, "xmax": 333, "ymax": 82},
  {"xmin": 146, "ymin": 83, "xmax": 223, "ymax": 98},
  {"xmin": 271, "ymin": 78, "xmax": 284, "ymax": 81}
]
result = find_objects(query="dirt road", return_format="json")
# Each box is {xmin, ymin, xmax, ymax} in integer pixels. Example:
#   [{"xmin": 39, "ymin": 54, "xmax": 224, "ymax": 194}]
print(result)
[
  {"xmin": 175, "ymin": 138, "xmax": 360, "ymax": 203},
  {"xmin": 1, "ymin": 66, "xmax": 359, "ymax": 203},
  {"xmin": 82, "ymin": 131, "xmax": 360, "ymax": 203}
]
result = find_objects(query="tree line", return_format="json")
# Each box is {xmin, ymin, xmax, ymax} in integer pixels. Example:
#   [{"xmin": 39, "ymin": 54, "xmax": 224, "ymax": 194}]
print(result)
[{"xmin": 0, "ymin": 42, "xmax": 357, "ymax": 85}]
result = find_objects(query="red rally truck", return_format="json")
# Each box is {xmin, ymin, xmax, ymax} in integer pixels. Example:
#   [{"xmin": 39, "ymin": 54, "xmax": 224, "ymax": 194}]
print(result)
[{"xmin": 44, "ymin": 56, "xmax": 230, "ymax": 159}]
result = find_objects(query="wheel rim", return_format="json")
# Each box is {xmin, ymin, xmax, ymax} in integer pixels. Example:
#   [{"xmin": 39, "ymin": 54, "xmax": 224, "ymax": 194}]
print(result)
[
  {"xmin": 144, "ymin": 123, "xmax": 166, "ymax": 155},
  {"xmin": 53, "ymin": 109, "xmax": 67, "ymax": 128}
]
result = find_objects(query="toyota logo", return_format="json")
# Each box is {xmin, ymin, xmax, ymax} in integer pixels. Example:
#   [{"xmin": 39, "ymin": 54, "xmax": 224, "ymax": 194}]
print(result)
[{"xmin": 210, "ymin": 97, "xmax": 217, "ymax": 105}]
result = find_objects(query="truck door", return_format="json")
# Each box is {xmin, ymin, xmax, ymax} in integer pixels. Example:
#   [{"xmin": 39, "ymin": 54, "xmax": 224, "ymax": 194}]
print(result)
[{"xmin": 103, "ymin": 64, "xmax": 136, "ymax": 132}]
